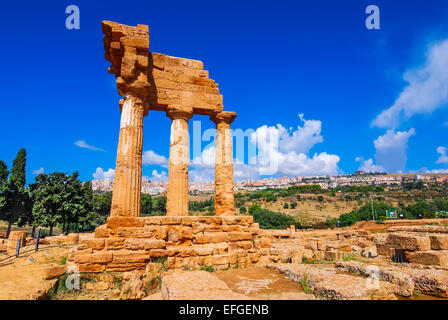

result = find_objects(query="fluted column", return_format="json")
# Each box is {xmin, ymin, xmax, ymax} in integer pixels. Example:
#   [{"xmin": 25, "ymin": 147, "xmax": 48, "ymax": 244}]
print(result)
[
  {"xmin": 211, "ymin": 111, "xmax": 237, "ymax": 216},
  {"xmin": 166, "ymin": 106, "xmax": 193, "ymax": 216},
  {"xmin": 110, "ymin": 96, "xmax": 145, "ymax": 217}
]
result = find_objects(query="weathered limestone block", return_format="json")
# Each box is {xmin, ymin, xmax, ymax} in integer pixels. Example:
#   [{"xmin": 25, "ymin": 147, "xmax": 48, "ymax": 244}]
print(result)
[
  {"xmin": 144, "ymin": 216, "xmax": 162, "ymax": 225},
  {"xmin": 196, "ymin": 216, "xmax": 223, "ymax": 225},
  {"xmin": 268, "ymin": 263, "xmax": 397, "ymax": 300},
  {"xmin": 116, "ymin": 226, "xmax": 167, "ymax": 239},
  {"xmin": 406, "ymin": 250, "xmax": 448, "ymax": 267},
  {"xmin": 74, "ymin": 251, "xmax": 113, "ymax": 264},
  {"xmin": 389, "ymin": 226, "xmax": 448, "ymax": 234},
  {"xmin": 181, "ymin": 216, "xmax": 194, "ymax": 226},
  {"xmin": 386, "ymin": 232, "xmax": 431, "ymax": 251},
  {"xmin": 376, "ymin": 243, "xmax": 399, "ymax": 258},
  {"xmin": 211, "ymin": 243, "xmax": 229, "ymax": 255},
  {"xmin": 148, "ymin": 249, "xmax": 167, "ymax": 258},
  {"xmin": 44, "ymin": 265, "xmax": 67, "ymax": 280},
  {"xmin": 107, "ymin": 217, "xmax": 145, "ymax": 229},
  {"xmin": 120, "ymin": 270, "xmax": 147, "ymax": 300},
  {"xmin": 193, "ymin": 232, "xmax": 228, "ymax": 244},
  {"xmin": 430, "ymin": 234, "xmax": 448, "ymax": 250},
  {"xmin": 336, "ymin": 261, "xmax": 414, "ymax": 297},
  {"xmin": 113, "ymin": 250, "xmax": 149, "ymax": 263},
  {"xmin": 228, "ymin": 232, "xmax": 252, "ymax": 242},
  {"xmin": 324, "ymin": 251, "xmax": 344, "ymax": 262},
  {"xmin": 78, "ymin": 263, "xmax": 106, "ymax": 273},
  {"xmin": 107, "ymin": 262, "xmax": 147, "ymax": 272},
  {"xmin": 106, "ymin": 238, "xmax": 125, "ymax": 250},
  {"xmin": 94, "ymin": 225, "xmax": 108, "ymax": 238},
  {"xmin": 229, "ymin": 241, "xmax": 253, "ymax": 250},
  {"xmin": 124, "ymin": 239, "xmax": 166, "ymax": 250},
  {"xmin": 78, "ymin": 238, "xmax": 105, "ymax": 250},
  {"xmin": 8, "ymin": 231, "xmax": 27, "ymax": 249},
  {"xmin": 194, "ymin": 245, "xmax": 214, "ymax": 256},
  {"xmin": 161, "ymin": 216, "xmax": 182, "ymax": 225}
]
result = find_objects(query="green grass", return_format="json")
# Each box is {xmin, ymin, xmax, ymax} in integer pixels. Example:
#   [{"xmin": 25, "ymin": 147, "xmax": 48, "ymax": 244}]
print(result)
[
  {"xmin": 343, "ymin": 253, "xmax": 357, "ymax": 262},
  {"xmin": 200, "ymin": 266, "xmax": 215, "ymax": 272},
  {"xmin": 145, "ymin": 275, "xmax": 161, "ymax": 293},
  {"xmin": 58, "ymin": 255, "xmax": 68, "ymax": 265},
  {"xmin": 183, "ymin": 265, "xmax": 191, "ymax": 271},
  {"xmin": 155, "ymin": 256, "xmax": 168, "ymax": 271},
  {"xmin": 301, "ymin": 275, "xmax": 313, "ymax": 294}
]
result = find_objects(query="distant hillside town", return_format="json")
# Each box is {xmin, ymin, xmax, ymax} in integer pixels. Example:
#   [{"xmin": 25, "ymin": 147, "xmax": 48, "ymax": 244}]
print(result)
[{"xmin": 91, "ymin": 171, "xmax": 448, "ymax": 195}]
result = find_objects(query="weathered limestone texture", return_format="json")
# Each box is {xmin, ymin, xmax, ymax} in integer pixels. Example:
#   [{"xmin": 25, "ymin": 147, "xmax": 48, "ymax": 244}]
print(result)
[
  {"xmin": 102, "ymin": 21, "xmax": 238, "ymax": 219},
  {"xmin": 166, "ymin": 106, "xmax": 193, "ymax": 216},
  {"xmin": 211, "ymin": 112, "xmax": 237, "ymax": 216},
  {"xmin": 85, "ymin": 21, "xmax": 257, "ymax": 274},
  {"xmin": 8, "ymin": 231, "xmax": 27, "ymax": 250},
  {"xmin": 74, "ymin": 216, "xmax": 274, "ymax": 273},
  {"xmin": 111, "ymin": 96, "xmax": 144, "ymax": 217}
]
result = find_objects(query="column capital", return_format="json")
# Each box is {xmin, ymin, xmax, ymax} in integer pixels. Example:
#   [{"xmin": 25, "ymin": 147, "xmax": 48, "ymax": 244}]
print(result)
[
  {"xmin": 210, "ymin": 111, "xmax": 237, "ymax": 125},
  {"xmin": 119, "ymin": 96, "xmax": 146, "ymax": 114},
  {"xmin": 167, "ymin": 105, "xmax": 194, "ymax": 121}
]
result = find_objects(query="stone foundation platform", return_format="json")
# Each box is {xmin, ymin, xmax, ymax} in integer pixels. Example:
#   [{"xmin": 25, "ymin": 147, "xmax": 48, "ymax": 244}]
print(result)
[{"xmin": 71, "ymin": 215, "xmax": 273, "ymax": 273}]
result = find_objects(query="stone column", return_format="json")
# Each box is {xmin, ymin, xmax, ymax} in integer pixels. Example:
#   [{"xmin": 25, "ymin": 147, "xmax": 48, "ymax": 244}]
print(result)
[
  {"xmin": 211, "ymin": 111, "xmax": 237, "ymax": 216},
  {"xmin": 110, "ymin": 96, "xmax": 145, "ymax": 217},
  {"xmin": 166, "ymin": 106, "xmax": 193, "ymax": 216}
]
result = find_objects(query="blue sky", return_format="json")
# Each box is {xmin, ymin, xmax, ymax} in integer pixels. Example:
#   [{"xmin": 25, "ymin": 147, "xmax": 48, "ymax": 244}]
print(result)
[{"xmin": 1, "ymin": 0, "xmax": 448, "ymax": 184}]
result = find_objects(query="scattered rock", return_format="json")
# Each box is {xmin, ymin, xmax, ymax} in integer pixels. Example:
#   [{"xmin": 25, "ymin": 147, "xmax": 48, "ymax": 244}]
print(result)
[
  {"xmin": 44, "ymin": 265, "xmax": 67, "ymax": 280},
  {"xmin": 119, "ymin": 270, "xmax": 147, "ymax": 300}
]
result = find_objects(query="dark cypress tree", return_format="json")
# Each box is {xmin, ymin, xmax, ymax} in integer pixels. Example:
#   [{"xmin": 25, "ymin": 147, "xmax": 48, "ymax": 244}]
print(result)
[{"xmin": 1, "ymin": 149, "xmax": 27, "ymax": 237}]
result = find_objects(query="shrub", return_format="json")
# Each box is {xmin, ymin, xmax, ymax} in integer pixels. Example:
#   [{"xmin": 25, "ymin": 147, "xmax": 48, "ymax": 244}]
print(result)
[
  {"xmin": 200, "ymin": 266, "xmax": 214, "ymax": 272},
  {"xmin": 249, "ymin": 207, "xmax": 294, "ymax": 229}
]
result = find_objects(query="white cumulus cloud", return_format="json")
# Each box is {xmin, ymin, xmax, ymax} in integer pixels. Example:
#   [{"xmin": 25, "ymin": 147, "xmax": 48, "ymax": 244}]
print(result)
[
  {"xmin": 150, "ymin": 170, "xmax": 168, "ymax": 181},
  {"xmin": 142, "ymin": 150, "xmax": 168, "ymax": 167},
  {"xmin": 373, "ymin": 39, "xmax": 448, "ymax": 128},
  {"xmin": 93, "ymin": 167, "xmax": 115, "ymax": 181},
  {"xmin": 355, "ymin": 157, "xmax": 385, "ymax": 173},
  {"xmin": 189, "ymin": 114, "xmax": 341, "ymax": 181},
  {"xmin": 373, "ymin": 128, "xmax": 416, "ymax": 173},
  {"xmin": 74, "ymin": 140, "xmax": 105, "ymax": 152},
  {"xmin": 436, "ymin": 146, "xmax": 448, "ymax": 164}
]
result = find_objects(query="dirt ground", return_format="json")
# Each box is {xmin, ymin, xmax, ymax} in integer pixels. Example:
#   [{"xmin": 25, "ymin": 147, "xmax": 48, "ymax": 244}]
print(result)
[
  {"xmin": 214, "ymin": 266, "xmax": 311, "ymax": 299},
  {"xmin": 0, "ymin": 245, "xmax": 70, "ymax": 300}
]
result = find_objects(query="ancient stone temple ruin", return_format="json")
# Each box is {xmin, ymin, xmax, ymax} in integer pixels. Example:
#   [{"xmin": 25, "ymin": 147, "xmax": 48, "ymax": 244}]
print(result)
[{"xmin": 72, "ymin": 21, "xmax": 272, "ymax": 272}]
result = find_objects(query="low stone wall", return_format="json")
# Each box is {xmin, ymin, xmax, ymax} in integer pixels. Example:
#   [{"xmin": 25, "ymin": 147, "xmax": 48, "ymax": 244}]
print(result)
[
  {"xmin": 71, "ymin": 215, "xmax": 273, "ymax": 273},
  {"xmin": 376, "ymin": 226, "xmax": 448, "ymax": 267}
]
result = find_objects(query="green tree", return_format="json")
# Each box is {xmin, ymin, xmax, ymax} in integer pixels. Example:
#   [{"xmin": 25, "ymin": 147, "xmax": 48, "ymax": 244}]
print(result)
[
  {"xmin": 78, "ymin": 181, "xmax": 94, "ymax": 232},
  {"xmin": 239, "ymin": 206, "xmax": 247, "ymax": 214},
  {"xmin": 141, "ymin": 193, "xmax": 153, "ymax": 216},
  {"xmin": 152, "ymin": 196, "xmax": 167, "ymax": 215},
  {"xmin": 1, "ymin": 149, "xmax": 28, "ymax": 237},
  {"xmin": 92, "ymin": 192, "xmax": 112, "ymax": 221},
  {"xmin": 30, "ymin": 173, "xmax": 63, "ymax": 236},
  {"xmin": 248, "ymin": 204, "xmax": 262, "ymax": 214},
  {"xmin": 30, "ymin": 172, "xmax": 90, "ymax": 236},
  {"xmin": 0, "ymin": 161, "xmax": 9, "ymax": 216}
]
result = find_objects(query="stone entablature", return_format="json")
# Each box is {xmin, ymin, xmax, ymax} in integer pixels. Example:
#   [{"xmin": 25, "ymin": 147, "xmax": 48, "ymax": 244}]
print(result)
[{"xmin": 71, "ymin": 216, "xmax": 273, "ymax": 273}]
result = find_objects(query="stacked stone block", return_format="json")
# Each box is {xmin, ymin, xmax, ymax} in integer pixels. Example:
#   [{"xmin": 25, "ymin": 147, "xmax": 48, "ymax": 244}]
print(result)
[
  {"xmin": 72, "ymin": 216, "xmax": 273, "ymax": 273},
  {"xmin": 376, "ymin": 226, "xmax": 448, "ymax": 267}
]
